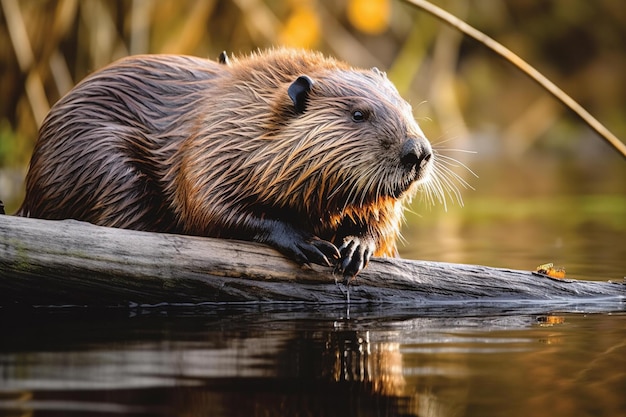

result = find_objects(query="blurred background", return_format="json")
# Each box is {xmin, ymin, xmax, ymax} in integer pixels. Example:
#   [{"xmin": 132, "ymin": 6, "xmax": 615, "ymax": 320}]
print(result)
[{"xmin": 1, "ymin": 0, "xmax": 624, "ymax": 278}]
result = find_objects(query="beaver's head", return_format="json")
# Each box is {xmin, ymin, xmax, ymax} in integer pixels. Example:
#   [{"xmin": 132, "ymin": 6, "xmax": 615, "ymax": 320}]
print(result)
[{"xmin": 261, "ymin": 66, "xmax": 433, "ymax": 220}]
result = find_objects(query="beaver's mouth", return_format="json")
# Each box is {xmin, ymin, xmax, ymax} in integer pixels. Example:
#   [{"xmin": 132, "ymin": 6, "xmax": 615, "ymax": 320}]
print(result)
[
  {"xmin": 389, "ymin": 160, "xmax": 431, "ymax": 199},
  {"xmin": 330, "ymin": 152, "xmax": 432, "ymax": 207},
  {"xmin": 390, "ymin": 173, "xmax": 417, "ymax": 199}
]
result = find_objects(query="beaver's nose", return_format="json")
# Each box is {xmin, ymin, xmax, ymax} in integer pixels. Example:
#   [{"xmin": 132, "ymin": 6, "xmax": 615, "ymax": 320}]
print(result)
[{"xmin": 400, "ymin": 138, "xmax": 432, "ymax": 172}]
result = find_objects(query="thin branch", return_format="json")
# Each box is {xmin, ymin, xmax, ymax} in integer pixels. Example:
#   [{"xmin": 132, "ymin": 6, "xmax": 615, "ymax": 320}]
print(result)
[{"xmin": 402, "ymin": 0, "xmax": 626, "ymax": 159}]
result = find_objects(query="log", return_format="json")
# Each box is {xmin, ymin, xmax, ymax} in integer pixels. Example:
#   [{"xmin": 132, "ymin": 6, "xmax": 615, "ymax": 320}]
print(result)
[{"xmin": 0, "ymin": 215, "xmax": 624, "ymax": 309}]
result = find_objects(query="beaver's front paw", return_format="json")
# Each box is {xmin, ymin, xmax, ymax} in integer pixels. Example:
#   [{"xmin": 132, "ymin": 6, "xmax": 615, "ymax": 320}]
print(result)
[
  {"xmin": 276, "ymin": 233, "xmax": 340, "ymax": 267},
  {"xmin": 294, "ymin": 236, "xmax": 341, "ymax": 267},
  {"xmin": 260, "ymin": 221, "xmax": 340, "ymax": 267},
  {"xmin": 335, "ymin": 236, "xmax": 375, "ymax": 280}
]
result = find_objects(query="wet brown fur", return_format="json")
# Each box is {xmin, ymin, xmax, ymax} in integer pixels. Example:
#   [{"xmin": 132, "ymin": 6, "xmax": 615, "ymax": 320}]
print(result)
[{"xmin": 19, "ymin": 49, "xmax": 432, "ymax": 263}]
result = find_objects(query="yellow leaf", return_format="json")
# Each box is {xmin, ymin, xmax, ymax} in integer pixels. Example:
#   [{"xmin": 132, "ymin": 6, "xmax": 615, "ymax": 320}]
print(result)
[
  {"xmin": 347, "ymin": 0, "xmax": 390, "ymax": 35},
  {"xmin": 279, "ymin": 7, "xmax": 320, "ymax": 48}
]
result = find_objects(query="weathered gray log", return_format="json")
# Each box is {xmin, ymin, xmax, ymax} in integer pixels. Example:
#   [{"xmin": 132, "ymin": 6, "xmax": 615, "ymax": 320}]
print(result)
[{"xmin": 0, "ymin": 215, "xmax": 624, "ymax": 307}]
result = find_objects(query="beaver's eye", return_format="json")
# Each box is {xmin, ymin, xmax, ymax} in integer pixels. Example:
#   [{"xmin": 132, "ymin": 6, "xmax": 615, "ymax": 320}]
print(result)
[{"xmin": 352, "ymin": 110, "xmax": 367, "ymax": 123}]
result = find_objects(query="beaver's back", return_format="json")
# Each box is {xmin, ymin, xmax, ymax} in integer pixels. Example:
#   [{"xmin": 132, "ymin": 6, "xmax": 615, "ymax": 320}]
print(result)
[
  {"xmin": 18, "ymin": 55, "xmax": 222, "ymax": 230},
  {"xmin": 18, "ymin": 49, "xmax": 435, "ymax": 278}
]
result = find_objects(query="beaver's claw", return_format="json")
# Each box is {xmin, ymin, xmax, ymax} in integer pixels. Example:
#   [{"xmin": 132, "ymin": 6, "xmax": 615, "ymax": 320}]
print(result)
[
  {"xmin": 335, "ymin": 236, "xmax": 375, "ymax": 281},
  {"xmin": 293, "ymin": 237, "xmax": 340, "ymax": 267},
  {"xmin": 259, "ymin": 221, "xmax": 340, "ymax": 267}
]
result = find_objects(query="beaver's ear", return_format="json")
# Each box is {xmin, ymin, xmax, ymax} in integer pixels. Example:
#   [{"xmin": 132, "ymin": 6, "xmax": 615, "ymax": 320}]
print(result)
[
  {"xmin": 218, "ymin": 51, "xmax": 229, "ymax": 65},
  {"xmin": 288, "ymin": 75, "xmax": 314, "ymax": 114}
]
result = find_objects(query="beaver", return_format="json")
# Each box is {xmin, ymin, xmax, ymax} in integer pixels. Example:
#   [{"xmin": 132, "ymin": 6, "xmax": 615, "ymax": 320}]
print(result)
[{"xmin": 18, "ymin": 48, "xmax": 434, "ymax": 278}]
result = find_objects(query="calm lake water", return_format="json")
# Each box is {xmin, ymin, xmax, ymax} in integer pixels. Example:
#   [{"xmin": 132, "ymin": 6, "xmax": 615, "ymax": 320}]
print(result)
[
  {"xmin": 1, "ymin": 305, "xmax": 625, "ymax": 417},
  {"xmin": 1, "ymin": 156, "xmax": 625, "ymax": 416}
]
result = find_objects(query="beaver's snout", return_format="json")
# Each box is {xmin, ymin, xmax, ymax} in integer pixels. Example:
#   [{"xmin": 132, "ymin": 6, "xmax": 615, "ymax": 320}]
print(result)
[{"xmin": 400, "ymin": 137, "xmax": 432, "ymax": 175}]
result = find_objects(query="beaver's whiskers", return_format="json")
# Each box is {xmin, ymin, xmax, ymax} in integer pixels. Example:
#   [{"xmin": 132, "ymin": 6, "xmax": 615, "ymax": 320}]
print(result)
[{"xmin": 421, "ymin": 148, "xmax": 476, "ymax": 210}]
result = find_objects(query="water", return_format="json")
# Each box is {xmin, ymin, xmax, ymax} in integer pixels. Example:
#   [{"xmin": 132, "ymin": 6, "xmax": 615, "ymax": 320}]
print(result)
[
  {"xmin": 1, "ymin": 305, "xmax": 625, "ymax": 417},
  {"xmin": 1, "ymin": 157, "xmax": 625, "ymax": 416},
  {"xmin": 401, "ymin": 156, "xmax": 626, "ymax": 282}
]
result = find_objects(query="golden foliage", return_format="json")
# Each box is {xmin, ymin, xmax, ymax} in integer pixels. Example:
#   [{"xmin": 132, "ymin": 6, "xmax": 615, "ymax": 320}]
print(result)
[
  {"xmin": 347, "ymin": 0, "xmax": 390, "ymax": 35},
  {"xmin": 279, "ymin": 5, "xmax": 320, "ymax": 48}
]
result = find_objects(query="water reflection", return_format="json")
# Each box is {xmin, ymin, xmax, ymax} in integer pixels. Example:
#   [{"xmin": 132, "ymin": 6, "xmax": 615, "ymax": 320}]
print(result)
[{"xmin": 1, "ymin": 305, "xmax": 624, "ymax": 417}]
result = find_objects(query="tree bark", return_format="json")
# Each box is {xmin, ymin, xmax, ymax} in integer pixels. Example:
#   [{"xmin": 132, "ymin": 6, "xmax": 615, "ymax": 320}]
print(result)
[{"xmin": 1, "ymin": 215, "xmax": 624, "ymax": 308}]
